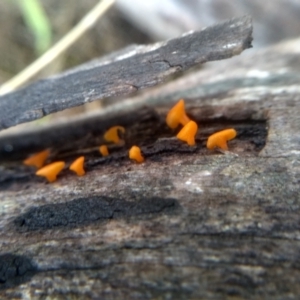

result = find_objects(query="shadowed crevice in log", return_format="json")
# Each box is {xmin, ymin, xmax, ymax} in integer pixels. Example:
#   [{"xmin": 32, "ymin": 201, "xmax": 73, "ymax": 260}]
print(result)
[
  {"xmin": 13, "ymin": 197, "xmax": 179, "ymax": 232},
  {"xmin": 0, "ymin": 116, "xmax": 267, "ymax": 162},
  {"xmin": 0, "ymin": 254, "xmax": 36, "ymax": 290},
  {"xmin": 0, "ymin": 128, "xmax": 267, "ymax": 192},
  {"xmin": 0, "ymin": 98, "xmax": 268, "ymax": 163},
  {"xmin": 0, "ymin": 113, "xmax": 267, "ymax": 191}
]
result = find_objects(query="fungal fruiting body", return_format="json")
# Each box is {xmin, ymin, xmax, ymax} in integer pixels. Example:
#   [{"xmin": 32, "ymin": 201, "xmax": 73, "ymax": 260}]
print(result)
[
  {"xmin": 36, "ymin": 161, "xmax": 65, "ymax": 182},
  {"xmin": 99, "ymin": 145, "xmax": 109, "ymax": 156},
  {"xmin": 69, "ymin": 156, "xmax": 85, "ymax": 176},
  {"xmin": 129, "ymin": 146, "xmax": 144, "ymax": 163},
  {"xmin": 166, "ymin": 99, "xmax": 190, "ymax": 129},
  {"xmin": 104, "ymin": 126, "xmax": 125, "ymax": 144},
  {"xmin": 176, "ymin": 121, "xmax": 198, "ymax": 146},
  {"xmin": 23, "ymin": 149, "xmax": 50, "ymax": 169},
  {"xmin": 206, "ymin": 128, "xmax": 237, "ymax": 150}
]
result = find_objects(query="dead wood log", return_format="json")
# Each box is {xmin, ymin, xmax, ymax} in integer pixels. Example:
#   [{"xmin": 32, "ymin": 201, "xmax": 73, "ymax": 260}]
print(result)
[{"xmin": 1, "ymin": 18, "xmax": 300, "ymax": 300}]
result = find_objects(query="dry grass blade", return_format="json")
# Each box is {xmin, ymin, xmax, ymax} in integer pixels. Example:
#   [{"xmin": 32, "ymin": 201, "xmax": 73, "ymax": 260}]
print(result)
[{"xmin": 0, "ymin": 0, "xmax": 115, "ymax": 96}]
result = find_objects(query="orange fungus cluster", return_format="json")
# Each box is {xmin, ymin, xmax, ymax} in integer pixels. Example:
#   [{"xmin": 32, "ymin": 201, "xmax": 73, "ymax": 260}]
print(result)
[
  {"xmin": 36, "ymin": 161, "xmax": 65, "ymax": 183},
  {"xmin": 176, "ymin": 121, "xmax": 198, "ymax": 146},
  {"xmin": 129, "ymin": 146, "xmax": 144, "ymax": 163},
  {"xmin": 23, "ymin": 149, "xmax": 50, "ymax": 169},
  {"xmin": 166, "ymin": 99, "xmax": 190, "ymax": 129},
  {"xmin": 99, "ymin": 145, "xmax": 109, "ymax": 156},
  {"xmin": 69, "ymin": 156, "xmax": 85, "ymax": 176},
  {"xmin": 206, "ymin": 129, "xmax": 237, "ymax": 150},
  {"xmin": 24, "ymin": 100, "xmax": 237, "ymax": 183},
  {"xmin": 104, "ymin": 126, "xmax": 125, "ymax": 144},
  {"xmin": 167, "ymin": 99, "xmax": 237, "ymax": 149}
]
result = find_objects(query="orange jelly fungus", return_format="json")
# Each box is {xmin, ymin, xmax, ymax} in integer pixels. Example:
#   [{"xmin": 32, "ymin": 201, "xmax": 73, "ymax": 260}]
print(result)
[
  {"xmin": 176, "ymin": 121, "xmax": 198, "ymax": 146},
  {"xmin": 166, "ymin": 99, "xmax": 190, "ymax": 129},
  {"xmin": 69, "ymin": 156, "xmax": 85, "ymax": 176},
  {"xmin": 104, "ymin": 126, "xmax": 125, "ymax": 144},
  {"xmin": 99, "ymin": 145, "xmax": 109, "ymax": 156},
  {"xmin": 129, "ymin": 146, "xmax": 144, "ymax": 163},
  {"xmin": 206, "ymin": 129, "xmax": 237, "ymax": 150},
  {"xmin": 23, "ymin": 149, "xmax": 50, "ymax": 169},
  {"xmin": 36, "ymin": 161, "xmax": 65, "ymax": 182}
]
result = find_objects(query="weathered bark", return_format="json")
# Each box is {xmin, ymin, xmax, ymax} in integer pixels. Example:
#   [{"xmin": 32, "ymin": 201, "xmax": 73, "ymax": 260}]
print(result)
[
  {"xmin": 0, "ymin": 16, "xmax": 252, "ymax": 130},
  {"xmin": 1, "ymin": 20, "xmax": 300, "ymax": 300}
]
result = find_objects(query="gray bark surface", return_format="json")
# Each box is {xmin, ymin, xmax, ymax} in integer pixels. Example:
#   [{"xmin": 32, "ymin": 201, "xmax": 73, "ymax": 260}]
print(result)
[
  {"xmin": 0, "ymin": 16, "xmax": 252, "ymax": 130},
  {"xmin": 1, "ymin": 17, "xmax": 300, "ymax": 300}
]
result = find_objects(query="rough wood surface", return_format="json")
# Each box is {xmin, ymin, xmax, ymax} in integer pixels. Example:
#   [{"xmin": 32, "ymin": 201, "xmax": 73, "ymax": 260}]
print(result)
[
  {"xmin": 1, "ymin": 26, "xmax": 300, "ymax": 300},
  {"xmin": 0, "ymin": 16, "xmax": 252, "ymax": 130}
]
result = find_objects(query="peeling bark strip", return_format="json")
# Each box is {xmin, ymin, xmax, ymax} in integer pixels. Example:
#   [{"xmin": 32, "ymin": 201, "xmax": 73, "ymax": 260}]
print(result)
[
  {"xmin": 0, "ymin": 16, "xmax": 252, "ymax": 130},
  {"xmin": 14, "ymin": 197, "xmax": 178, "ymax": 231}
]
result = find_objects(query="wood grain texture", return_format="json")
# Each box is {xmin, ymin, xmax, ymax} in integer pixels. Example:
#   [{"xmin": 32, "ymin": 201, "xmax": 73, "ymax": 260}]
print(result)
[
  {"xmin": 1, "ymin": 23, "xmax": 300, "ymax": 300},
  {"xmin": 0, "ymin": 16, "xmax": 252, "ymax": 130}
]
